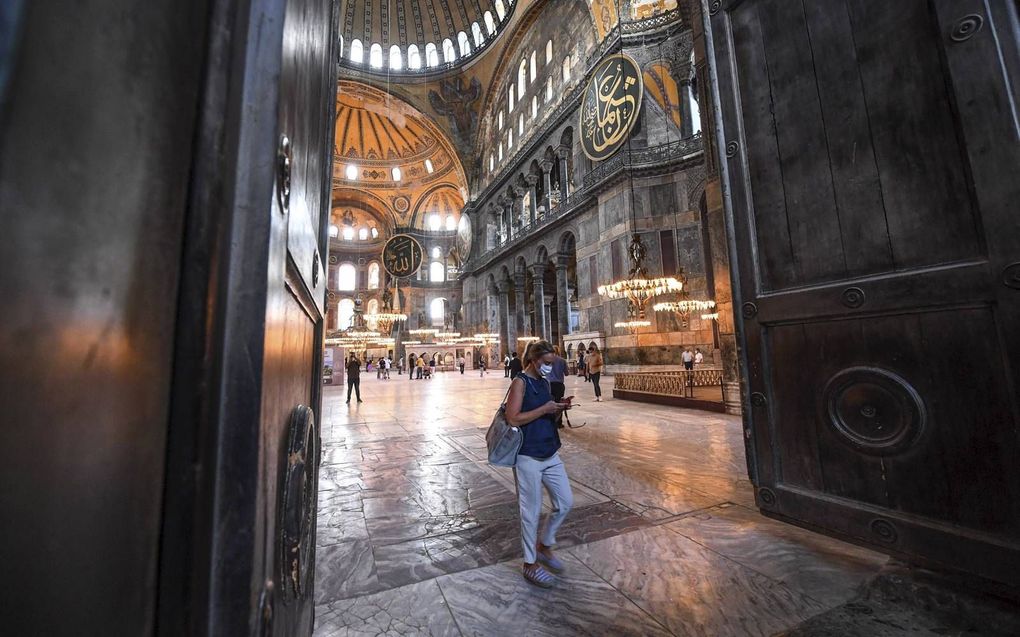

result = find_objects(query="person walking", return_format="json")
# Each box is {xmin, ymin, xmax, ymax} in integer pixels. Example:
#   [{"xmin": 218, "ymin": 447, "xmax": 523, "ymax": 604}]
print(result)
[
  {"xmin": 504, "ymin": 353, "xmax": 511, "ymax": 378},
  {"xmin": 479, "ymin": 355, "xmax": 487, "ymax": 376},
  {"xmin": 416, "ymin": 354, "xmax": 424, "ymax": 379},
  {"xmin": 346, "ymin": 353, "xmax": 363, "ymax": 404},
  {"xmin": 408, "ymin": 353, "xmax": 416, "ymax": 380},
  {"xmin": 577, "ymin": 350, "xmax": 587, "ymax": 381},
  {"xmin": 384, "ymin": 356, "xmax": 391, "ymax": 379},
  {"xmin": 508, "ymin": 351, "xmax": 523, "ymax": 379},
  {"xmin": 543, "ymin": 347, "xmax": 569, "ymax": 428},
  {"xmin": 376, "ymin": 357, "xmax": 384, "ymax": 380},
  {"xmin": 681, "ymin": 348, "xmax": 695, "ymax": 371},
  {"xmin": 587, "ymin": 346, "xmax": 604, "ymax": 402},
  {"xmin": 504, "ymin": 340, "xmax": 573, "ymax": 588},
  {"xmin": 428, "ymin": 355, "xmax": 436, "ymax": 378},
  {"xmin": 458, "ymin": 354, "xmax": 466, "ymax": 374},
  {"xmin": 694, "ymin": 348, "xmax": 704, "ymax": 367}
]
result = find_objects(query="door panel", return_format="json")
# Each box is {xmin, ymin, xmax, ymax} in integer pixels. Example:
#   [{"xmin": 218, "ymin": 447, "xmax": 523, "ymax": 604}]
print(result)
[{"xmin": 709, "ymin": 0, "xmax": 1020, "ymax": 585}]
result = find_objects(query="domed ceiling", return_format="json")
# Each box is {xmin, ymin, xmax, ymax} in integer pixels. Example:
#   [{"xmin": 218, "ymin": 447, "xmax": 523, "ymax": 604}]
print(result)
[
  {"xmin": 338, "ymin": 0, "xmax": 516, "ymax": 73},
  {"xmin": 333, "ymin": 80, "xmax": 468, "ymax": 230}
]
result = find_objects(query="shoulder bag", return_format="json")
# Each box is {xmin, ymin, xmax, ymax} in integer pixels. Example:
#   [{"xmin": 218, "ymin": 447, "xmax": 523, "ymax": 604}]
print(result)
[{"xmin": 485, "ymin": 380, "xmax": 523, "ymax": 467}]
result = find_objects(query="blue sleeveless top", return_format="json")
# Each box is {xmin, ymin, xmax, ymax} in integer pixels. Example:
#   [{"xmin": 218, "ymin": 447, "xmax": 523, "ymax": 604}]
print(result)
[{"xmin": 516, "ymin": 373, "xmax": 561, "ymax": 459}]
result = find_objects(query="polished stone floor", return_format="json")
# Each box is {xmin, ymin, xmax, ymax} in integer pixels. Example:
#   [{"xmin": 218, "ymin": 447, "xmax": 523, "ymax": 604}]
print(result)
[{"xmin": 313, "ymin": 369, "xmax": 892, "ymax": 636}]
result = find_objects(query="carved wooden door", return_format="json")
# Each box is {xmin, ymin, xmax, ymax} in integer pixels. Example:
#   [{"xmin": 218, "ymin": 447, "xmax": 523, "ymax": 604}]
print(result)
[
  {"xmin": 708, "ymin": 0, "xmax": 1020, "ymax": 584},
  {"xmin": 256, "ymin": 0, "xmax": 336, "ymax": 631}
]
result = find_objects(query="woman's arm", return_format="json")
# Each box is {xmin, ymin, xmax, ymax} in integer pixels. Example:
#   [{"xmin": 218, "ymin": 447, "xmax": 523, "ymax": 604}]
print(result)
[{"xmin": 504, "ymin": 377, "xmax": 563, "ymax": 426}]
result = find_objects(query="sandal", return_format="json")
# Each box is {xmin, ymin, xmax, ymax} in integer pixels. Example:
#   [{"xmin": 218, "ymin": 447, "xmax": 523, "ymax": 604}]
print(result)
[{"xmin": 522, "ymin": 563, "xmax": 556, "ymax": 588}]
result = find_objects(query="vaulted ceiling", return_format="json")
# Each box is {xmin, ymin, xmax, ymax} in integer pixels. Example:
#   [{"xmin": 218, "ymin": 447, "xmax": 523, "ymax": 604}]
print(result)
[{"xmin": 338, "ymin": 0, "xmax": 512, "ymax": 52}]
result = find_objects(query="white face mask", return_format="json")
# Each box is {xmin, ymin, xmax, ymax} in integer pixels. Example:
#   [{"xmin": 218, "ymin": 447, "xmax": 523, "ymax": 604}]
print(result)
[{"xmin": 539, "ymin": 363, "xmax": 553, "ymax": 376}]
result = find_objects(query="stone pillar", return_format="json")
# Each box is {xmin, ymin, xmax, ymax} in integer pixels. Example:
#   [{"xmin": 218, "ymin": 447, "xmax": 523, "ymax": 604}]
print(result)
[
  {"xmin": 554, "ymin": 254, "xmax": 571, "ymax": 350},
  {"xmin": 514, "ymin": 271, "xmax": 527, "ymax": 343},
  {"xmin": 678, "ymin": 79, "xmax": 694, "ymax": 138},
  {"xmin": 531, "ymin": 263, "xmax": 547, "ymax": 341},
  {"xmin": 497, "ymin": 278, "xmax": 513, "ymax": 357},
  {"xmin": 556, "ymin": 145, "xmax": 571, "ymax": 200},
  {"xmin": 544, "ymin": 294, "xmax": 554, "ymax": 345},
  {"xmin": 525, "ymin": 174, "xmax": 539, "ymax": 226},
  {"xmin": 513, "ymin": 186, "xmax": 527, "ymax": 234},
  {"xmin": 501, "ymin": 196, "xmax": 513, "ymax": 241},
  {"xmin": 540, "ymin": 160, "xmax": 554, "ymax": 216}
]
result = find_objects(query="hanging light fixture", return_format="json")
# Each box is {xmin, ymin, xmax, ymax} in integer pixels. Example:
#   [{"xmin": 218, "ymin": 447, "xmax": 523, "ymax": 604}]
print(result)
[
  {"xmin": 517, "ymin": 335, "xmax": 540, "ymax": 344},
  {"xmin": 369, "ymin": 277, "xmax": 407, "ymax": 335}
]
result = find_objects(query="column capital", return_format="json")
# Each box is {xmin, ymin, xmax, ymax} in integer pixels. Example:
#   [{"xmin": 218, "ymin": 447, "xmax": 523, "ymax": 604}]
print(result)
[
  {"xmin": 497, "ymin": 278, "xmax": 511, "ymax": 293},
  {"xmin": 524, "ymin": 174, "xmax": 539, "ymax": 187},
  {"xmin": 530, "ymin": 262, "xmax": 547, "ymax": 279},
  {"xmin": 514, "ymin": 271, "xmax": 526, "ymax": 288},
  {"xmin": 540, "ymin": 159, "xmax": 554, "ymax": 173},
  {"xmin": 511, "ymin": 185, "xmax": 526, "ymax": 199},
  {"xmin": 556, "ymin": 145, "xmax": 571, "ymax": 159},
  {"xmin": 555, "ymin": 252, "xmax": 571, "ymax": 270}
]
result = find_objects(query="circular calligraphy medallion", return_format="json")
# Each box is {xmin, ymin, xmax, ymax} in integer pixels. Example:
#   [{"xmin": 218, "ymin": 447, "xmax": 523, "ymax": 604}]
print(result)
[
  {"xmin": 382, "ymin": 234, "xmax": 424, "ymax": 278},
  {"xmin": 579, "ymin": 53, "xmax": 644, "ymax": 162}
]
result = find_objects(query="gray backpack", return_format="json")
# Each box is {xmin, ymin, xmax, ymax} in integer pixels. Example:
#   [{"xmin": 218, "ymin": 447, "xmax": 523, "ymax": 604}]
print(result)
[{"xmin": 485, "ymin": 382, "xmax": 523, "ymax": 467}]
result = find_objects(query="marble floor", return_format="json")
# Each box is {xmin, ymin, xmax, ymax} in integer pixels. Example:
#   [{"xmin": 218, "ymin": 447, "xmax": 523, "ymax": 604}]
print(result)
[{"xmin": 313, "ymin": 370, "xmax": 892, "ymax": 636}]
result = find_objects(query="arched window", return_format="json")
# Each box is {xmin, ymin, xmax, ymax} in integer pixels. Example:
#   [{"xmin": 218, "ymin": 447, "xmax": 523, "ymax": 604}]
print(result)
[
  {"xmin": 518, "ymin": 59, "xmax": 527, "ymax": 97},
  {"xmin": 442, "ymin": 38, "xmax": 456, "ymax": 62},
  {"xmin": 342, "ymin": 226, "xmax": 355, "ymax": 240},
  {"xmin": 531, "ymin": 96, "xmax": 538, "ymax": 119},
  {"xmin": 508, "ymin": 128, "xmax": 513, "ymax": 149},
  {"xmin": 495, "ymin": 0, "xmax": 506, "ymax": 20},
  {"xmin": 391, "ymin": 166, "xmax": 401, "ymax": 181},
  {"xmin": 445, "ymin": 215, "xmax": 456, "ymax": 231},
  {"xmin": 408, "ymin": 44, "xmax": 421, "ymax": 69},
  {"xmin": 519, "ymin": 113, "xmax": 524, "ymax": 136},
  {"xmin": 371, "ymin": 226, "xmax": 379, "ymax": 239},
  {"xmin": 338, "ymin": 35, "xmax": 344, "ymax": 59},
  {"xmin": 369, "ymin": 43, "xmax": 383, "ymax": 68},
  {"xmin": 546, "ymin": 40, "xmax": 553, "ymax": 64},
  {"xmin": 530, "ymin": 51, "xmax": 537, "ymax": 82},
  {"xmin": 431, "ymin": 246, "xmax": 442, "ymax": 259},
  {"xmin": 508, "ymin": 85, "xmax": 514, "ymax": 111},
  {"xmin": 389, "ymin": 45, "xmax": 402, "ymax": 70},
  {"xmin": 498, "ymin": 142, "xmax": 503, "ymax": 161},
  {"xmin": 367, "ymin": 299, "xmax": 379, "ymax": 315},
  {"xmin": 429, "ymin": 214, "xmax": 441, "ymax": 231},
  {"xmin": 562, "ymin": 55, "xmax": 572, "ymax": 82},
  {"xmin": 425, "ymin": 42, "xmax": 439, "ymax": 67},
  {"xmin": 430, "ymin": 262, "xmax": 445, "ymax": 282},
  {"xmin": 430, "ymin": 297, "xmax": 446, "ymax": 323},
  {"xmin": 472, "ymin": 22, "xmax": 483, "ymax": 47},
  {"xmin": 358, "ymin": 227, "xmax": 368, "ymax": 241},
  {"xmin": 484, "ymin": 11, "xmax": 496, "ymax": 34},
  {"xmin": 489, "ymin": 154, "xmax": 494, "ymax": 171},
  {"xmin": 329, "ymin": 224, "xmax": 339, "ymax": 238},
  {"xmin": 368, "ymin": 262, "xmax": 380, "ymax": 289},
  {"xmin": 546, "ymin": 76, "xmax": 553, "ymax": 102},
  {"xmin": 337, "ymin": 298, "xmax": 355, "ymax": 330},
  {"xmin": 498, "ymin": 111, "xmax": 503, "ymax": 130},
  {"xmin": 458, "ymin": 31, "xmax": 470, "ymax": 56},
  {"xmin": 337, "ymin": 263, "xmax": 356, "ymax": 291},
  {"xmin": 424, "ymin": 158, "xmax": 434, "ymax": 173},
  {"xmin": 350, "ymin": 39, "xmax": 363, "ymax": 64}
]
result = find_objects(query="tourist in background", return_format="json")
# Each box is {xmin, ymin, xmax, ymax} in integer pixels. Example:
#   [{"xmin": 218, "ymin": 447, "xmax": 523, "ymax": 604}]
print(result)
[
  {"xmin": 587, "ymin": 346, "xmax": 604, "ymax": 402},
  {"xmin": 577, "ymin": 349, "xmax": 587, "ymax": 381},
  {"xmin": 408, "ymin": 353, "xmax": 416, "ymax": 379},
  {"xmin": 416, "ymin": 354, "xmax": 424, "ymax": 379},
  {"xmin": 681, "ymin": 348, "xmax": 695, "ymax": 371},
  {"xmin": 428, "ymin": 354, "xmax": 436, "ymax": 378},
  {"xmin": 345, "ymin": 353, "xmax": 363, "ymax": 404},
  {"xmin": 458, "ymin": 354, "xmax": 466, "ymax": 374},
  {"xmin": 694, "ymin": 348, "xmax": 704, "ymax": 367},
  {"xmin": 504, "ymin": 340, "xmax": 573, "ymax": 588},
  {"xmin": 544, "ymin": 346, "xmax": 569, "ymax": 427},
  {"xmin": 478, "ymin": 355, "xmax": 487, "ymax": 376},
  {"xmin": 504, "ymin": 353, "xmax": 511, "ymax": 378},
  {"xmin": 383, "ymin": 356, "xmax": 391, "ymax": 379},
  {"xmin": 508, "ymin": 351, "xmax": 523, "ymax": 379}
]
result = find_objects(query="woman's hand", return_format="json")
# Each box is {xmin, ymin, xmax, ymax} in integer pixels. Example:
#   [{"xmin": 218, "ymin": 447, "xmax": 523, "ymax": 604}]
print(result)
[{"xmin": 542, "ymin": 400, "xmax": 568, "ymax": 415}]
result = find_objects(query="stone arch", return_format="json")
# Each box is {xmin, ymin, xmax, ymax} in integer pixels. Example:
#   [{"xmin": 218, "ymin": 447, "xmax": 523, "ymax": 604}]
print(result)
[{"xmin": 558, "ymin": 229, "xmax": 577, "ymax": 254}]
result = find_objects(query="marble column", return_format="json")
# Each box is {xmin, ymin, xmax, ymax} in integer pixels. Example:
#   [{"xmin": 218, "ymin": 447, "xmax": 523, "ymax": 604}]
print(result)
[
  {"xmin": 501, "ymin": 196, "xmax": 513, "ymax": 242},
  {"xmin": 678, "ymin": 79, "xmax": 694, "ymax": 139},
  {"xmin": 497, "ymin": 278, "xmax": 513, "ymax": 358},
  {"xmin": 531, "ymin": 263, "xmax": 547, "ymax": 341},
  {"xmin": 555, "ymin": 254, "xmax": 571, "ymax": 350},
  {"xmin": 513, "ymin": 186, "xmax": 527, "ymax": 234},
  {"xmin": 525, "ymin": 174, "xmax": 539, "ymax": 226},
  {"xmin": 544, "ymin": 294, "xmax": 554, "ymax": 345},
  {"xmin": 556, "ymin": 145, "xmax": 571, "ymax": 201},
  {"xmin": 514, "ymin": 271, "xmax": 527, "ymax": 344},
  {"xmin": 540, "ymin": 160, "xmax": 554, "ymax": 215}
]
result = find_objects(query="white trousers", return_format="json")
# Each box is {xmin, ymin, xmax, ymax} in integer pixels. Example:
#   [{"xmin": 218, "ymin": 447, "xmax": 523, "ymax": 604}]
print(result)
[{"xmin": 513, "ymin": 453, "xmax": 573, "ymax": 564}]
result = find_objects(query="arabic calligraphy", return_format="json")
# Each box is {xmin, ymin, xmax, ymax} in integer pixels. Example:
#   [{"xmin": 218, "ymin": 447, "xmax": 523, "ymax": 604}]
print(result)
[
  {"xmin": 580, "ymin": 54, "xmax": 643, "ymax": 162},
  {"xmin": 382, "ymin": 234, "xmax": 424, "ymax": 278}
]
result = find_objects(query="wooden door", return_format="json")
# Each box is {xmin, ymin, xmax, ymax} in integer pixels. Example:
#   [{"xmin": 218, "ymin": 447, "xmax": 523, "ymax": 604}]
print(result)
[
  {"xmin": 707, "ymin": 0, "xmax": 1020, "ymax": 585},
  {"xmin": 255, "ymin": 0, "xmax": 336, "ymax": 631}
]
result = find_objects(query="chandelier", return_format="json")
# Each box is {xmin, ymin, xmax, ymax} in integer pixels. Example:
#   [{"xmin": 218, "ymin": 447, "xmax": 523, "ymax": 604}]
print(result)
[
  {"xmin": 409, "ymin": 328, "xmax": 439, "ymax": 336},
  {"xmin": 517, "ymin": 335, "xmax": 540, "ymax": 344},
  {"xmin": 368, "ymin": 279, "xmax": 407, "ymax": 335},
  {"xmin": 436, "ymin": 331, "xmax": 461, "ymax": 339},
  {"xmin": 653, "ymin": 298, "xmax": 717, "ymax": 328},
  {"xmin": 597, "ymin": 233, "xmax": 683, "ymax": 318},
  {"xmin": 614, "ymin": 318, "xmax": 651, "ymax": 330}
]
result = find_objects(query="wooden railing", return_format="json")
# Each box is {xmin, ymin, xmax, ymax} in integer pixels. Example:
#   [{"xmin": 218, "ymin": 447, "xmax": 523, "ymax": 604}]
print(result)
[{"xmin": 614, "ymin": 369, "xmax": 724, "ymax": 400}]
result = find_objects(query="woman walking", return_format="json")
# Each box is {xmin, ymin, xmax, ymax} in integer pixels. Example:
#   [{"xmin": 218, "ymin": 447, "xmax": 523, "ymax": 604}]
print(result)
[
  {"xmin": 587, "ymin": 345, "xmax": 604, "ymax": 402},
  {"xmin": 504, "ymin": 340, "xmax": 573, "ymax": 588}
]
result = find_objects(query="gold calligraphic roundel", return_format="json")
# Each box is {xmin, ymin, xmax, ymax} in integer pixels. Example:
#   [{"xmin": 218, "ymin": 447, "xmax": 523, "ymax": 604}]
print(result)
[
  {"xmin": 382, "ymin": 234, "xmax": 424, "ymax": 278},
  {"xmin": 579, "ymin": 53, "xmax": 644, "ymax": 162}
]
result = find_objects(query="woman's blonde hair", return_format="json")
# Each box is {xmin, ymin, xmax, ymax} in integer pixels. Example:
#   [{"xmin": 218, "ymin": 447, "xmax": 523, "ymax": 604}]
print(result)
[{"xmin": 523, "ymin": 340, "xmax": 556, "ymax": 366}]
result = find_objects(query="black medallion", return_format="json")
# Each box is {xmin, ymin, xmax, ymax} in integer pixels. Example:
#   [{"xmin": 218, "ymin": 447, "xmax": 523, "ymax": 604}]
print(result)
[
  {"xmin": 579, "ymin": 53, "xmax": 644, "ymax": 162},
  {"xmin": 382, "ymin": 234, "xmax": 424, "ymax": 278}
]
